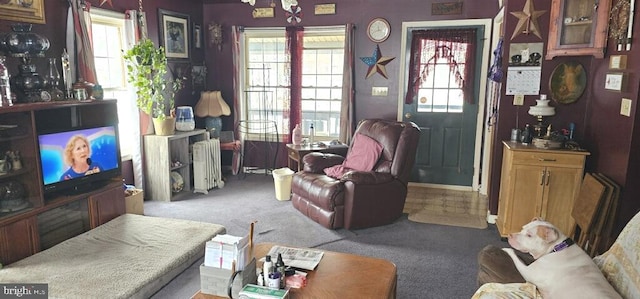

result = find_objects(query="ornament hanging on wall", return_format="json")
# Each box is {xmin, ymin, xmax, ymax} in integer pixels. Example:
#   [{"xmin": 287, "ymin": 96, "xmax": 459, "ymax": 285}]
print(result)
[
  {"xmin": 286, "ymin": 5, "xmax": 303, "ymax": 24},
  {"xmin": 510, "ymin": 0, "xmax": 546, "ymax": 40},
  {"xmin": 359, "ymin": 44, "xmax": 395, "ymax": 79}
]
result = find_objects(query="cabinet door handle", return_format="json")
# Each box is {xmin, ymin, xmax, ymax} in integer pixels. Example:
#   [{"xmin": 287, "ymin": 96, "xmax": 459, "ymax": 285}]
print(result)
[
  {"xmin": 540, "ymin": 171, "xmax": 545, "ymax": 185},
  {"xmin": 545, "ymin": 171, "xmax": 550, "ymax": 186},
  {"xmin": 538, "ymin": 158, "xmax": 557, "ymax": 162}
]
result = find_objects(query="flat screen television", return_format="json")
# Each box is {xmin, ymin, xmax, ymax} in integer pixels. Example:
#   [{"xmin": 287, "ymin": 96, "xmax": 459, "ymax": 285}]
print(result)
[{"xmin": 38, "ymin": 125, "xmax": 122, "ymax": 196}]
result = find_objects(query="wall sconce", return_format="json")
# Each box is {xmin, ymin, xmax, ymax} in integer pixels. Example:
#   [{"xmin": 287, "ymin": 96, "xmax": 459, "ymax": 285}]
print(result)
[{"xmin": 208, "ymin": 23, "xmax": 223, "ymax": 51}]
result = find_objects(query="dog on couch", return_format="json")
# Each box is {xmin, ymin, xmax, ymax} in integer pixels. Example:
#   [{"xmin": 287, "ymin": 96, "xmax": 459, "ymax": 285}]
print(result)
[{"xmin": 503, "ymin": 218, "xmax": 621, "ymax": 298}]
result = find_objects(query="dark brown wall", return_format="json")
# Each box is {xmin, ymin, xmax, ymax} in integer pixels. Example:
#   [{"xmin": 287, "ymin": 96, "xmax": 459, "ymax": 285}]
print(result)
[{"xmin": 492, "ymin": 0, "xmax": 640, "ymax": 235}]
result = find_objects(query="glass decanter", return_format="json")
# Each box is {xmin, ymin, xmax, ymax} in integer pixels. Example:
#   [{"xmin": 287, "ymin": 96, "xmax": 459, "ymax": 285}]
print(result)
[{"xmin": 45, "ymin": 57, "xmax": 65, "ymax": 100}]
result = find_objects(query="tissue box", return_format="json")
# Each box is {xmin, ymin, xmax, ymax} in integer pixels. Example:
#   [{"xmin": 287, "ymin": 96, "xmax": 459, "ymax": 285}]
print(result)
[
  {"xmin": 125, "ymin": 189, "xmax": 144, "ymax": 215},
  {"xmin": 200, "ymin": 258, "xmax": 257, "ymax": 297}
]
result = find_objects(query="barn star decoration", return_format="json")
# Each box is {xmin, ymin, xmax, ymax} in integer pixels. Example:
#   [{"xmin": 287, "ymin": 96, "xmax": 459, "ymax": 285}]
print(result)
[
  {"xmin": 286, "ymin": 5, "xmax": 303, "ymax": 24},
  {"xmin": 510, "ymin": 0, "xmax": 546, "ymax": 40},
  {"xmin": 360, "ymin": 44, "xmax": 395, "ymax": 79},
  {"xmin": 99, "ymin": 0, "xmax": 113, "ymax": 8}
]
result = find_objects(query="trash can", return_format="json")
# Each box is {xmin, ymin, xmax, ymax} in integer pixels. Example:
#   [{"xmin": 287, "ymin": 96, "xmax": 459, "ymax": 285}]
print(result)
[{"xmin": 272, "ymin": 167, "xmax": 295, "ymax": 201}]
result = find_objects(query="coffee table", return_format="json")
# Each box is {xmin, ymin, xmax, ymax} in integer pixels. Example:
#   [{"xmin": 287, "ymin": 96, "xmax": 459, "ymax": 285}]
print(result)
[{"xmin": 192, "ymin": 242, "xmax": 397, "ymax": 299}]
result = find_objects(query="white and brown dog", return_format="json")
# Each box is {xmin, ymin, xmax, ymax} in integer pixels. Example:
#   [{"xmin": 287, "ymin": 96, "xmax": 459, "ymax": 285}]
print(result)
[{"xmin": 503, "ymin": 218, "xmax": 621, "ymax": 299}]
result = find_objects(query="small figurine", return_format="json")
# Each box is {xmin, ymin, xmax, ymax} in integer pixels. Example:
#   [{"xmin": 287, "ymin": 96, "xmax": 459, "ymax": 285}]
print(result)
[{"xmin": 8, "ymin": 151, "xmax": 21, "ymax": 170}]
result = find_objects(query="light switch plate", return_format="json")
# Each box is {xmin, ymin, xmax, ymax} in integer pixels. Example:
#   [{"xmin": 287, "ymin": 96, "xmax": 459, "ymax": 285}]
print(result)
[
  {"xmin": 513, "ymin": 95, "xmax": 524, "ymax": 106},
  {"xmin": 621, "ymin": 98, "xmax": 632, "ymax": 117},
  {"xmin": 372, "ymin": 87, "xmax": 388, "ymax": 96}
]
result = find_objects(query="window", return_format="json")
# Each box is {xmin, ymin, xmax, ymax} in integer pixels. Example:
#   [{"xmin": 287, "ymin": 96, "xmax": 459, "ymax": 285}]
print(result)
[
  {"xmin": 242, "ymin": 27, "xmax": 345, "ymax": 140},
  {"xmin": 416, "ymin": 45, "xmax": 466, "ymax": 113},
  {"xmin": 90, "ymin": 9, "xmax": 134, "ymax": 159}
]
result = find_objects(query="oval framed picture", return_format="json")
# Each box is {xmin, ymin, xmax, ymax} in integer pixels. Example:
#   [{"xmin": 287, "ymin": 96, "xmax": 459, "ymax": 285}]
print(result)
[{"xmin": 548, "ymin": 62, "xmax": 586, "ymax": 104}]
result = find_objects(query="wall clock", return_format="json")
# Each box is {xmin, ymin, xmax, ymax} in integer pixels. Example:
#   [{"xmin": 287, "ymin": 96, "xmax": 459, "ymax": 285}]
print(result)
[{"xmin": 367, "ymin": 17, "xmax": 390, "ymax": 43}]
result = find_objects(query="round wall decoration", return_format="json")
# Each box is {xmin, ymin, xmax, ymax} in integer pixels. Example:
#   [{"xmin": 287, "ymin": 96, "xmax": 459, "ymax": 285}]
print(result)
[
  {"xmin": 367, "ymin": 18, "xmax": 391, "ymax": 43},
  {"xmin": 548, "ymin": 62, "xmax": 586, "ymax": 104}
]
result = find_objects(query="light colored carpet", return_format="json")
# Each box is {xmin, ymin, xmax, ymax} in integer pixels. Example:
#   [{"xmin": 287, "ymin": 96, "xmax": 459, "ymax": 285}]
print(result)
[{"xmin": 403, "ymin": 186, "xmax": 488, "ymax": 229}]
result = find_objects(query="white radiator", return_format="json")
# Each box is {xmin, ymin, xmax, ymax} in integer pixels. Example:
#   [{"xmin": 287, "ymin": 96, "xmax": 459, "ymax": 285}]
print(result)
[{"xmin": 193, "ymin": 138, "xmax": 224, "ymax": 194}]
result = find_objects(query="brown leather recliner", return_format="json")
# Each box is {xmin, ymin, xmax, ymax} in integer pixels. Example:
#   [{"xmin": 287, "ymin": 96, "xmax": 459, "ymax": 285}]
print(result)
[{"xmin": 291, "ymin": 119, "xmax": 420, "ymax": 229}]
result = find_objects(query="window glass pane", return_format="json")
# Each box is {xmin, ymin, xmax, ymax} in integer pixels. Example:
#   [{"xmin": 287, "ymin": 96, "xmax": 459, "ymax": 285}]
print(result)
[
  {"xmin": 315, "ymin": 100, "xmax": 331, "ymax": 111},
  {"xmin": 302, "ymin": 51, "xmax": 317, "ymax": 73},
  {"xmin": 330, "ymin": 88, "xmax": 342, "ymax": 99},
  {"xmin": 448, "ymin": 89, "xmax": 464, "ymax": 113},
  {"xmin": 416, "ymin": 89, "xmax": 433, "ymax": 112},
  {"xmin": 316, "ymin": 75, "xmax": 332, "ymax": 87},
  {"xmin": 432, "ymin": 89, "xmax": 448, "ymax": 112},
  {"xmin": 316, "ymin": 88, "xmax": 331, "ymax": 99},
  {"xmin": 301, "ymin": 75, "xmax": 316, "ymax": 87},
  {"xmin": 433, "ymin": 62, "xmax": 450, "ymax": 88},
  {"xmin": 301, "ymin": 100, "xmax": 315, "ymax": 111},
  {"xmin": 301, "ymin": 87, "xmax": 315, "ymax": 99},
  {"xmin": 93, "ymin": 25, "xmax": 108, "ymax": 57}
]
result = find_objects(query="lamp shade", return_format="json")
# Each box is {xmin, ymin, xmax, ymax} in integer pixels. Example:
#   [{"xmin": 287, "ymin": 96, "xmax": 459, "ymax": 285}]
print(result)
[
  {"xmin": 528, "ymin": 95, "xmax": 555, "ymax": 117},
  {"xmin": 195, "ymin": 91, "xmax": 231, "ymax": 117}
]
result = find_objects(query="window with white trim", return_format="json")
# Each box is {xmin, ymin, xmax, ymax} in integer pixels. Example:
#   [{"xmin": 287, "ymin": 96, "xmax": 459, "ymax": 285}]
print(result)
[
  {"xmin": 90, "ymin": 10, "xmax": 134, "ymax": 159},
  {"xmin": 242, "ymin": 27, "xmax": 345, "ymax": 140}
]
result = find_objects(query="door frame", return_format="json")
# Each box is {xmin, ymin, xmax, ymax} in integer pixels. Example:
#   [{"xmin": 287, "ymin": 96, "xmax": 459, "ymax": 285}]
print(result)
[{"xmin": 396, "ymin": 18, "xmax": 493, "ymax": 193}]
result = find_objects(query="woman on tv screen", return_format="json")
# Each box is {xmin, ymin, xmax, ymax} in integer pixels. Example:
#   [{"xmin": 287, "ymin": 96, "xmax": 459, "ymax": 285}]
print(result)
[{"xmin": 60, "ymin": 135, "xmax": 103, "ymax": 180}]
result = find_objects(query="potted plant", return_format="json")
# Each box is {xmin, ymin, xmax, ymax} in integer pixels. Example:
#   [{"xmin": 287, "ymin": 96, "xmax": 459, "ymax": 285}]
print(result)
[{"xmin": 123, "ymin": 38, "xmax": 181, "ymax": 135}]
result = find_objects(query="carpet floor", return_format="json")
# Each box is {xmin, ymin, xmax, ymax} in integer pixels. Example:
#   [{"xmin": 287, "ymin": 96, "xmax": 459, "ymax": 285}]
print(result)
[{"xmin": 145, "ymin": 174, "xmax": 507, "ymax": 299}]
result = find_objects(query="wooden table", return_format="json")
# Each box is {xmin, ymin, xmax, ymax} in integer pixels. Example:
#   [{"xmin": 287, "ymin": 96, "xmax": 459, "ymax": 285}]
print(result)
[
  {"xmin": 286, "ymin": 143, "xmax": 349, "ymax": 171},
  {"xmin": 192, "ymin": 243, "xmax": 397, "ymax": 299}
]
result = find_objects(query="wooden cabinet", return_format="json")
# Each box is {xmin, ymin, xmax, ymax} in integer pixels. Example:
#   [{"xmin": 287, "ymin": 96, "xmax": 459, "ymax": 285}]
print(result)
[
  {"xmin": 0, "ymin": 100, "xmax": 125, "ymax": 265},
  {"xmin": 144, "ymin": 129, "xmax": 209, "ymax": 201},
  {"xmin": 497, "ymin": 141, "xmax": 590, "ymax": 237},
  {"xmin": 88, "ymin": 184, "xmax": 125, "ymax": 228},
  {"xmin": 0, "ymin": 216, "xmax": 39, "ymax": 265},
  {"xmin": 546, "ymin": 0, "xmax": 612, "ymax": 59}
]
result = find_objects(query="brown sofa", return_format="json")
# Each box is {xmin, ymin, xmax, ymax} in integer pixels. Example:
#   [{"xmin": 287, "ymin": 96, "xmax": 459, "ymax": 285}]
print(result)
[{"xmin": 290, "ymin": 119, "xmax": 420, "ymax": 229}]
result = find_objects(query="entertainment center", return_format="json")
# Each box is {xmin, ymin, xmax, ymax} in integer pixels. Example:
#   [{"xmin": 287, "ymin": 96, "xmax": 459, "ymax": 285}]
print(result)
[{"xmin": 0, "ymin": 100, "xmax": 125, "ymax": 265}]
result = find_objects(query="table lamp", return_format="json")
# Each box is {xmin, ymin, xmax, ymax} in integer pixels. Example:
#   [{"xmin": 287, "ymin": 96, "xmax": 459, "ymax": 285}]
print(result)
[
  {"xmin": 528, "ymin": 94, "xmax": 555, "ymax": 137},
  {"xmin": 195, "ymin": 90, "xmax": 231, "ymax": 138}
]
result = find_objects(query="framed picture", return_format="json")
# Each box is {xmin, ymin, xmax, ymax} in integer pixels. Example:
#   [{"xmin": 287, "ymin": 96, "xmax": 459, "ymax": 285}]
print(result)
[
  {"xmin": 158, "ymin": 9, "xmax": 191, "ymax": 60},
  {"xmin": 608, "ymin": 55, "xmax": 627, "ymax": 70},
  {"xmin": 605, "ymin": 73, "xmax": 625, "ymax": 91},
  {"xmin": 0, "ymin": 0, "xmax": 45, "ymax": 24},
  {"xmin": 194, "ymin": 24, "xmax": 202, "ymax": 49}
]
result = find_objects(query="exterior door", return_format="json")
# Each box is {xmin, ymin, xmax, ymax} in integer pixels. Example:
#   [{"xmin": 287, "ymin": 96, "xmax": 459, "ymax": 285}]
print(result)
[{"xmin": 401, "ymin": 22, "xmax": 488, "ymax": 187}]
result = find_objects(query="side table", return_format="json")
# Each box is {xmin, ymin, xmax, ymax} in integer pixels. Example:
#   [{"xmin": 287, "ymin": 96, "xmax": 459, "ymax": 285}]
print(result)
[{"xmin": 286, "ymin": 143, "xmax": 348, "ymax": 171}]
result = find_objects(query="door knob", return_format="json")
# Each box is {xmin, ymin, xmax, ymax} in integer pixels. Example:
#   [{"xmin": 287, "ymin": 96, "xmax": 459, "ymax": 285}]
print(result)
[{"xmin": 405, "ymin": 113, "xmax": 412, "ymax": 119}]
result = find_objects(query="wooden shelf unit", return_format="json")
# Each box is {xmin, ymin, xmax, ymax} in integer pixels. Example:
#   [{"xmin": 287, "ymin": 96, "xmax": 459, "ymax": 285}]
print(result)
[
  {"xmin": 497, "ymin": 141, "xmax": 590, "ymax": 237},
  {"xmin": 143, "ymin": 129, "xmax": 209, "ymax": 201},
  {"xmin": 0, "ymin": 100, "xmax": 125, "ymax": 265}
]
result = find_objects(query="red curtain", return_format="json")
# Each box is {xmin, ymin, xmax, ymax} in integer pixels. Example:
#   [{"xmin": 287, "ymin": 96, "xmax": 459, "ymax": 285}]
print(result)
[
  {"xmin": 69, "ymin": 0, "xmax": 97, "ymax": 84},
  {"xmin": 404, "ymin": 28, "xmax": 477, "ymax": 104},
  {"xmin": 285, "ymin": 26, "xmax": 304, "ymax": 143}
]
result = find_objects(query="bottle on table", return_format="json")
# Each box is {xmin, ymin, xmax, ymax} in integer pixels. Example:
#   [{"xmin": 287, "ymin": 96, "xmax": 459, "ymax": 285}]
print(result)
[
  {"xmin": 275, "ymin": 253, "xmax": 286, "ymax": 289},
  {"xmin": 263, "ymin": 255, "xmax": 273, "ymax": 278}
]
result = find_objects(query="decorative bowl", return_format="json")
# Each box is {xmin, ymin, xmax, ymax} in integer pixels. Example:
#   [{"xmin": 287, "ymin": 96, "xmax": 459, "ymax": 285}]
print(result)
[{"xmin": 532, "ymin": 138, "xmax": 563, "ymax": 150}]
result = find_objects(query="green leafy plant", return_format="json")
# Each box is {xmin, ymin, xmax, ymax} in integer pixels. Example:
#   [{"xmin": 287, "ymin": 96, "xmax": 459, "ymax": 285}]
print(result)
[{"xmin": 123, "ymin": 38, "xmax": 181, "ymax": 119}]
